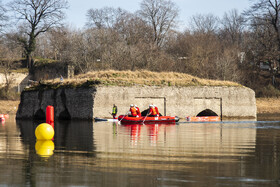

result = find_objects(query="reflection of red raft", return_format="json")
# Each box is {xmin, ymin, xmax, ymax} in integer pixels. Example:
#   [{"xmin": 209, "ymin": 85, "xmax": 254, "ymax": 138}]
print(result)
[
  {"xmin": 118, "ymin": 115, "xmax": 179, "ymax": 124},
  {"xmin": 0, "ymin": 114, "xmax": 9, "ymax": 122}
]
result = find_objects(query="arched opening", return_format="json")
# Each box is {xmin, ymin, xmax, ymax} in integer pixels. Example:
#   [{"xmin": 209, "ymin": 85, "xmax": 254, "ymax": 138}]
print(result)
[
  {"xmin": 197, "ymin": 109, "xmax": 218, "ymax": 117},
  {"xmin": 34, "ymin": 109, "xmax": 45, "ymax": 120},
  {"xmin": 58, "ymin": 109, "xmax": 71, "ymax": 120}
]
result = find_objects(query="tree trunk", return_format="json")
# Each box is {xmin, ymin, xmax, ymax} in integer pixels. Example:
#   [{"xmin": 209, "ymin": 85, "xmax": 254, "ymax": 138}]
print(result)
[{"xmin": 27, "ymin": 54, "xmax": 32, "ymax": 69}]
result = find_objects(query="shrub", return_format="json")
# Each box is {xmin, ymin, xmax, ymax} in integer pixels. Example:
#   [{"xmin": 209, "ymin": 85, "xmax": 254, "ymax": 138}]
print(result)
[
  {"xmin": 256, "ymin": 85, "xmax": 280, "ymax": 97},
  {"xmin": 0, "ymin": 87, "xmax": 20, "ymax": 100}
]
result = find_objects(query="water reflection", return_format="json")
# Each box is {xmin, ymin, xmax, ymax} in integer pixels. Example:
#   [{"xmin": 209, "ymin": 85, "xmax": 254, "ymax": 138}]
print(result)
[
  {"xmin": 122, "ymin": 124, "xmax": 142, "ymax": 145},
  {"xmin": 17, "ymin": 120, "xmax": 95, "ymax": 154},
  {"xmin": 113, "ymin": 123, "xmax": 257, "ymax": 157},
  {"xmin": 1, "ymin": 118, "xmax": 280, "ymax": 186},
  {"xmin": 35, "ymin": 140, "xmax": 54, "ymax": 158},
  {"xmin": 119, "ymin": 123, "xmax": 176, "ymax": 146},
  {"xmin": 54, "ymin": 120, "xmax": 94, "ymax": 153}
]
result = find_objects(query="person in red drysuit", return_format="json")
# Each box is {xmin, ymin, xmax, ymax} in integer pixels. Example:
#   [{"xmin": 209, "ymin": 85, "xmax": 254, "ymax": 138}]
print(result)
[
  {"xmin": 129, "ymin": 104, "xmax": 137, "ymax": 117},
  {"xmin": 135, "ymin": 105, "xmax": 141, "ymax": 117},
  {"xmin": 148, "ymin": 105, "xmax": 157, "ymax": 117},
  {"xmin": 153, "ymin": 104, "xmax": 159, "ymax": 117}
]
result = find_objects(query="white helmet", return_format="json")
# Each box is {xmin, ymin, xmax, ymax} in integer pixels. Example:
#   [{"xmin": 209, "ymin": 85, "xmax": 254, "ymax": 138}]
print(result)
[
  {"xmin": 130, "ymin": 104, "xmax": 134, "ymax": 107},
  {"xmin": 135, "ymin": 105, "xmax": 138, "ymax": 107},
  {"xmin": 149, "ymin": 105, "xmax": 152, "ymax": 107}
]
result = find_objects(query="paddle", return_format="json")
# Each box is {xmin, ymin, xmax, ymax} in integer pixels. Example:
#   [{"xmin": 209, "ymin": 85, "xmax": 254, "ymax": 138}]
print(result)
[
  {"xmin": 118, "ymin": 111, "xmax": 129, "ymax": 124},
  {"xmin": 108, "ymin": 111, "xmax": 114, "ymax": 117},
  {"xmin": 142, "ymin": 111, "xmax": 149, "ymax": 124}
]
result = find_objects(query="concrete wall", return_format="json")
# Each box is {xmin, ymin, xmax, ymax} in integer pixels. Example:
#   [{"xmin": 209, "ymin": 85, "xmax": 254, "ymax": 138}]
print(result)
[
  {"xmin": 16, "ymin": 85, "xmax": 256, "ymax": 120},
  {"xmin": 16, "ymin": 87, "xmax": 96, "ymax": 120},
  {"xmin": 33, "ymin": 64, "xmax": 74, "ymax": 81},
  {"xmin": 0, "ymin": 73, "xmax": 30, "ymax": 92},
  {"xmin": 94, "ymin": 86, "xmax": 256, "ymax": 119}
]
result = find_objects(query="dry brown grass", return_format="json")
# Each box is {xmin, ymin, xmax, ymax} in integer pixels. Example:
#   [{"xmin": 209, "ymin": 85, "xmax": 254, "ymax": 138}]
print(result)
[
  {"xmin": 0, "ymin": 100, "xmax": 20, "ymax": 115},
  {"xmin": 256, "ymin": 98, "xmax": 280, "ymax": 114},
  {"xmin": 46, "ymin": 70, "xmax": 241, "ymax": 87}
]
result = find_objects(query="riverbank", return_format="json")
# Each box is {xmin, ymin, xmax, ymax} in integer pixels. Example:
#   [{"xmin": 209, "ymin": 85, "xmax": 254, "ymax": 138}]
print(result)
[
  {"xmin": 256, "ymin": 98, "xmax": 280, "ymax": 120},
  {"xmin": 0, "ymin": 100, "xmax": 19, "ymax": 114}
]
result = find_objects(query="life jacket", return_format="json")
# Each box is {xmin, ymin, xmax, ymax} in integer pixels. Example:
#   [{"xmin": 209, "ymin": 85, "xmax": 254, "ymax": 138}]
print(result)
[
  {"xmin": 130, "ymin": 107, "xmax": 137, "ymax": 117},
  {"xmin": 112, "ymin": 106, "xmax": 117, "ymax": 115},
  {"xmin": 155, "ymin": 106, "xmax": 159, "ymax": 115},
  {"xmin": 136, "ymin": 107, "xmax": 141, "ymax": 116},
  {"xmin": 149, "ymin": 107, "xmax": 157, "ymax": 115}
]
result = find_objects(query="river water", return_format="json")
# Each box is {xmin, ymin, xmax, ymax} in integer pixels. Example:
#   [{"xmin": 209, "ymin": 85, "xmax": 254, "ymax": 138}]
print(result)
[{"xmin": 1, "ymin": 116, "xmax": 280, "ymax": 186}]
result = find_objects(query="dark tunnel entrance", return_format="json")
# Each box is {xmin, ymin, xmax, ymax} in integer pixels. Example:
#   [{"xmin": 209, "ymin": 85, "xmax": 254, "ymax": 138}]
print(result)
[
  {"xmin": 34, "ymin": 109, "xmax": 45, "ymax": 120},
  {"xmin": 196, "ymin": 109, "xmax": 218, "ymax": 117},
  {"xmin": 58, "ymin": 109, "xmax": 71, "ymax": 120}
]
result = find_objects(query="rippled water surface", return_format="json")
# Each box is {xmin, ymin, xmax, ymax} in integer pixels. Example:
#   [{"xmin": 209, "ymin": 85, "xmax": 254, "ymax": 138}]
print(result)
[{"xmin": 1, "ymin": 117, "xmax": 280, "ymax": 186}]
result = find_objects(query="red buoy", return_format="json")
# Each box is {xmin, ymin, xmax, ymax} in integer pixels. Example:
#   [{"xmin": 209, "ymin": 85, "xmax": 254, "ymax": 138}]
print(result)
[{"xmin": 46, "ymin": 105, "xmax": 54, "ymax": 124}]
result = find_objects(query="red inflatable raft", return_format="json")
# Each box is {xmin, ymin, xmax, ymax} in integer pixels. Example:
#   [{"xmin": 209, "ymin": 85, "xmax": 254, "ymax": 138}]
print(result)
[{"xmin": 118, "ymin": 115, "xmax": 179, "ymax": 124}]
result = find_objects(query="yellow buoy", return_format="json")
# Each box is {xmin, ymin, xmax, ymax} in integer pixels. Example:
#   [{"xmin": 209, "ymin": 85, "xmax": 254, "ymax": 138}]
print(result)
[
  {"xmin": 35, "ymin": 123, "xmax": 54, "ymax": 140},
  {"xmin": 35, "ymin": 140, "xmax": 54, "ymax": 158}
]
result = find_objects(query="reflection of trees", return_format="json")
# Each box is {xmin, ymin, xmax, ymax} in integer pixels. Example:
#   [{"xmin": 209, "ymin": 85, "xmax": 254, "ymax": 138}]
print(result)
[{"xmin": 252, "ymin": 127, "xmax": 280, "ymax": 179}]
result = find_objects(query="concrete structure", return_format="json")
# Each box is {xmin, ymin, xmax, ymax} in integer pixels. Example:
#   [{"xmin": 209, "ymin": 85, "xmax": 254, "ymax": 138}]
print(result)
[
  {"xmin": 16, "ymin": 85, "xmax": 256, "ymax": 120},
  {"xmin": 0, "ymin": 72, "xmax": 30, "ymax": 92}
]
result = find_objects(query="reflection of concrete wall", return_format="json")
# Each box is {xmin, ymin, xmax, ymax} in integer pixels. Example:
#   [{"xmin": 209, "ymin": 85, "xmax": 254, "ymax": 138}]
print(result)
[
  {"xmin": 93, "ymin": 123, "xmax": 256, "ymax": 170},
  {"xmin": 55, "ymin": 120, "xmax": 94, "ymax": 152},
  {"xmin": 16, "ymin": 85, "xmax": 256, "ymax": 119}
]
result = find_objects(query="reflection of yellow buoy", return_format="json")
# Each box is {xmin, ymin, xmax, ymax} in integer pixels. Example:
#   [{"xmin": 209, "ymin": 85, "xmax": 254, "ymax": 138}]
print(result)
[
  {"xmin": 35, "ymin": 140, "xmax": 54, "ymax": 158},
  {"xmin": 35, "ymin": 123, "xmax": 54, "ymax": 140}
]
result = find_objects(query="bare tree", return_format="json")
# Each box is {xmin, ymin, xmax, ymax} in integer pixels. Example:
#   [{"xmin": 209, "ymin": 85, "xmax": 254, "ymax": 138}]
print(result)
[
  {"xmin": 220, "ymin": 9, "xmax": 245, "ymax": 45},
  {"xmin": 138, "ymin": 0, "xmax": 179, "ymax": 47},
  {"xmin": 215, "ymin": 48, "xmax": 243, "ymax": 82},
  {"xmin": 0, "ymin": 35, "xmax": 21, "ymax": 98},
  {"xmin": 86, "ymin": 7, "xmax": 127, "ymax": 29},
  {"xmin": 244, "ymin": 0, "xmax": 280, "ymax": 52},
  {"xmin": 46, "ymin": 27, "xmax": 71, "ymax": 60},
  {"xmin": 190, "ymin": 13, "xmax": 220, "ymax": 34},
  {"xmin": 9, "ymin": 0, "xmax": 69, "ymax": 69},
  {"xmin": 0, "ymin": 0, "xmax": 8, "ymax": 32},
  {"xmin": 0, "ymin": 47, "xmax": 14, "ymax": 95},
  {"xmin": 114, "ymin": 13, "xmax": 153, "ymax": 45}
]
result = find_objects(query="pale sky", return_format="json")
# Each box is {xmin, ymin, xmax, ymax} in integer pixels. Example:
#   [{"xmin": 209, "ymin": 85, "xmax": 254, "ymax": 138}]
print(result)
[
  {"xmin": 67, "ymin": 0, "xmax": 251, "ymax": 30},
  {"xmin": 3, "ymin": 0, "xmax": 252, "ymax": 31}
]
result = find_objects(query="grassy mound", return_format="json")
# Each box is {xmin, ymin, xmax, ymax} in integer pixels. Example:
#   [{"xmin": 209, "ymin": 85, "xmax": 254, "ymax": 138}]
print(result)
[{"xmin": 26, "ymin": 70, "xmax": 241, "ymax": 90}]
